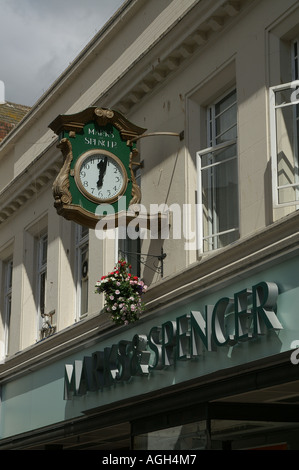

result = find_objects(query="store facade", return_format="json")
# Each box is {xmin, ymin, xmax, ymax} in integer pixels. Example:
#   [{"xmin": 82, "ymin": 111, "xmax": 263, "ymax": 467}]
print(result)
[
  {"xmin": 1, "ymin": 210, "xmax": 299, "ymax": 450},
  {"xmin": 1, "ymin": 0, "xmax": 299, "ymax": 450}
]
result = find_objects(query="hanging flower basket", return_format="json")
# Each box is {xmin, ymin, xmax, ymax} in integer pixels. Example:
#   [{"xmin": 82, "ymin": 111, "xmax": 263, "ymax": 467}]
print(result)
[{"xmin": 95, "ymin": 260, "xmax": 147, "ymax": 325}]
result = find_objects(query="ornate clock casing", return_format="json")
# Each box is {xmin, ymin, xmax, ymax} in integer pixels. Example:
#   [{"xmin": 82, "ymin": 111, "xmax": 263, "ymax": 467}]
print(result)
[{"xmin": 49, "ymin": 107, "xmax": 146, "ymax": 228}]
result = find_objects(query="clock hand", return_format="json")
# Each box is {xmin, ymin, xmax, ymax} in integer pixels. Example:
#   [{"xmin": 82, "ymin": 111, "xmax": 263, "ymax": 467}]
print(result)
[{"xmin": 97, "ymin": 156, "xmax": 108, "ymax": 188}]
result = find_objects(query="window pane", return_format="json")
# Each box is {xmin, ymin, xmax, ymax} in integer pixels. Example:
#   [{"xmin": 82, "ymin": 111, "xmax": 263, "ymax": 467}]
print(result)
[
  {"xmin": 4, "ymin": 259, "xmax": 13, "ymax": 356},
  {"xmin": 275, "ymin": 101, "xmax": 299, "ymax": 204},
  {"xmin": 274, "ymin": 87, "xmax": 295, "ymax": 106},
  {"xmin": 81, "ymin": 226, "xmax": 89, "ymax": 239},
  {"xmin": 294, "ymin": 41, "xmax": 298, "ymax": 79},
  {"xmin": 7, "ymin": 259, "xmax": 13, "ymax": 289},
  {"xmin": 201, "ymin": 142, "xmax": 238, "ymax": 250},
  {"xmin": 118, "ymin": 166, "xmax": 141, "ymax": 276},
  {"xmin": 39, "ymin": 271, "xmax": 46, "ymax": 315},
  {"xmin": 215, "ymin": 89, "xmax": 236, "ymax": 115},
  {"xmin": 41, "ymin": 236, "xmax": 47, "ymax": 266},
  {"xmin": 38, "ymin": 235, "xmax": 47, "ymax": 317},
  {"xmin": 270, "ymin": 41, "xmax": 299, "ymax": 207},
  {"xmin": 80, "ymin": 244, "xmax": 89, "ymax": 315},
  {"xmin": 119, "ymin": 236, "xmax": 141, "ymax": 277},
  {"xmin": 215, "ymin": 90, "xmax": 237, "ymax": 144},
  {"xmin": 199, "ymin": 89, "xmax": 238, "ymax": 252},
  {"xmin": 203, "ymin": 229, "xmax": 239, "ymax": 252},
  {"xmin": 75, "ymin": 224, "xmax": 89, "ymax": 318}
]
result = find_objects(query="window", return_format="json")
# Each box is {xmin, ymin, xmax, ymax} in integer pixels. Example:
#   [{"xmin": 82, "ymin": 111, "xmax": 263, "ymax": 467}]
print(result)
[
  {"xmin": 197, "ymin": 89, "xmax": 239, "ymax": 252},
  {"xmin": 36, "ymin": 233, "xmax": 48, "ymax": 338},
  {"xmin": 37, "ymin": 234, "xmax": 47, "ymax": 322},
  {"xmin": 118, "ymin": 166, "xmax": 141, "ymax": 276},
  {"xmin": 76, "ymin": 225, "xmax": 89, "ymax": 318},
  {"xmin": 270, "ymin": 40, "xmax": 299, "ymax": 207},
  {"xmin": 4, "ymin": 258, "xmax": 13, "ymax": 356},
  {"xmin": 118, "ymin": 236, "xmax": 141, "ymax": 277}
]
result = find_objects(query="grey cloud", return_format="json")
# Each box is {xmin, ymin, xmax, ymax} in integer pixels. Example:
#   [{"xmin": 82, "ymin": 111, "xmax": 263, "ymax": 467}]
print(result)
[{"xmin": 0, "ymin": 0, "xmax": 124, "ymax": 105}]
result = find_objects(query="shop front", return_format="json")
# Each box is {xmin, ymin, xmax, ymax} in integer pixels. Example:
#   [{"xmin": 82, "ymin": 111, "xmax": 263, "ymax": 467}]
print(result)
[{"xmin": 1, "ymin": 244, "xmax": 299, "ymax": 450}]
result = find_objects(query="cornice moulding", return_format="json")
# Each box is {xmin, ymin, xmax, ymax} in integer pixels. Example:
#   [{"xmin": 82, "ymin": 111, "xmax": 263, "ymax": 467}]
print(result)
[
  {"xmin": 107, "ymin": 0, "xmax": 254, "ymax": 114},
  {"xmin": 0, "ymin": 142, "xmax": 60, "ymax": 224}
]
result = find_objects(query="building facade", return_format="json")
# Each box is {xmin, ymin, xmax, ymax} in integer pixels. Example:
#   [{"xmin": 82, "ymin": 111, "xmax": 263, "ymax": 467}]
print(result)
[{"xmin": 0, "ymin": 0, "xmax": 299, "ymax": 450}]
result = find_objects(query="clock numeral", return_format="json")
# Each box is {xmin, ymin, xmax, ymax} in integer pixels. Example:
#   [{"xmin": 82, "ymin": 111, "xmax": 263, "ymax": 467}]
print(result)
[{"xmin": 83, "ymin": 181, "xmax": 89, "ymax": 188}]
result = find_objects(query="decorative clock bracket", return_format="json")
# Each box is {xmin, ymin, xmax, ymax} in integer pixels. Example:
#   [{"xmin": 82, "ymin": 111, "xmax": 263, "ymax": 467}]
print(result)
[{"xmin": 49, "ymin": 107, "xmax": 183, "ymax": 230}]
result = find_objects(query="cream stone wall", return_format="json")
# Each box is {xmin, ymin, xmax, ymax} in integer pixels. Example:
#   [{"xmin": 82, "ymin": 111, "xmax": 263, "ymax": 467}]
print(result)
[{"xmin": 0, "ymin": 0, "xmax": 298, "ymax": 357}]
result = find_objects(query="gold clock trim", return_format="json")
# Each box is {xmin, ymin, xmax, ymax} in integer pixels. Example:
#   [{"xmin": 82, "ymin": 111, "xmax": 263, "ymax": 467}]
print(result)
[
  {"xmin": 49, "ymin": 107, "xmax": 147, "ymax": 141},
  {"xmin": 74, "ymin": 149, "xmax": 128, "ymax": 205},
  {"xmin": 52, "ymin": 138, "xmax": 73, "ymax": 211}
]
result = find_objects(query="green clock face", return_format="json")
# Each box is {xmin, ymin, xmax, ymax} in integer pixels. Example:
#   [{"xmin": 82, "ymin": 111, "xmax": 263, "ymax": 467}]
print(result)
[{"xmin": 74, "ymin": 149, "xmax": 128, "ymax": 204}]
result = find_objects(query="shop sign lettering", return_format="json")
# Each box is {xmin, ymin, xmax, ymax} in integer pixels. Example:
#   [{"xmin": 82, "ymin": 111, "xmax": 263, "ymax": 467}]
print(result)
[
  {"xmin": 64, "ymin": 281, "xmax": 283, "ymax": 399},
  {"xmin": 84, "ymin": 127, "xmax": 118, "ymax": 148}
]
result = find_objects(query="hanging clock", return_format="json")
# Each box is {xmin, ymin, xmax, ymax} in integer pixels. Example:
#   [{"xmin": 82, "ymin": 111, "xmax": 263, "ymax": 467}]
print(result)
[
  {"xmin": 49, "ymin": 107, "xmax": 146, "ymax": 228},
  {"xmin": 74, "ymin": 149, "xmax": 128, "ymax": 204}
]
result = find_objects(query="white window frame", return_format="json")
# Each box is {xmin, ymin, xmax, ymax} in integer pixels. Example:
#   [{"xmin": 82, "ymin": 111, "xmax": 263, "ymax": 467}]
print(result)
[
  {"xmin": 75, "ymin": 225, "xmax": 89, "ymax": 320},
  {"xmin": 269, "ymin": 80, "xmax": 299, "ymax": 207},
  {"xmin": 37, "ymin": 233, "xmax": 48, "ymax": 334},
  {"xmin": 197, "ymin": 139, "xmax": 238, "ymax": 252},
  {"xmin": 196, "ymin": 89, "xmax": 239, "ymax": 252},
  {"xmin": 269, "ymin": 39, "xmax": 299, "ymax": 208},
  {"xmin": 4, "ymin": 258, "xmax": 13, "ymax": 356}
]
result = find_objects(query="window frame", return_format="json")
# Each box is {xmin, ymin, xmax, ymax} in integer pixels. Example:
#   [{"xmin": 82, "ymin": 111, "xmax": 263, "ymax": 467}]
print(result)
[
  {"xmin": 196, "ymin": 88, "xmax": 239, "ymax": 253},
  {"xmin": 36, "ymin": 233, "xmax": 48, "ymax": 333},
  {"xmin": 117, "ymin": 165, "xmax": 141, "ymax": 276},
  {"xmin": 269, "ymin": 39, "xmax": 299, "ymax": 208},
  {"xmin": 3, "ymin": 257, "xmax": 13, "ymax": 356},
  {"xmin": 75, "ymin": 225, "xmax": 89, "ymax": 320},
  {"xmin": 269, "ymin": 79, "xmax": 299, "ymax": 208}
]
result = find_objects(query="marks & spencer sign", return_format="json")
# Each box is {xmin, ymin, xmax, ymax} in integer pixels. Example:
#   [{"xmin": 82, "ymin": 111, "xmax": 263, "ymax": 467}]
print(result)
[{"xmin": 64, "ymin": 281, "xmax": 283, "ymax": 399}]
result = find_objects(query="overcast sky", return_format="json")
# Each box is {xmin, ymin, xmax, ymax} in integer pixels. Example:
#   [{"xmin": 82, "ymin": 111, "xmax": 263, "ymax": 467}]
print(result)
[{"xmin": 0, "ymin": 0, "xmax": 125, "ymax": 106}]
